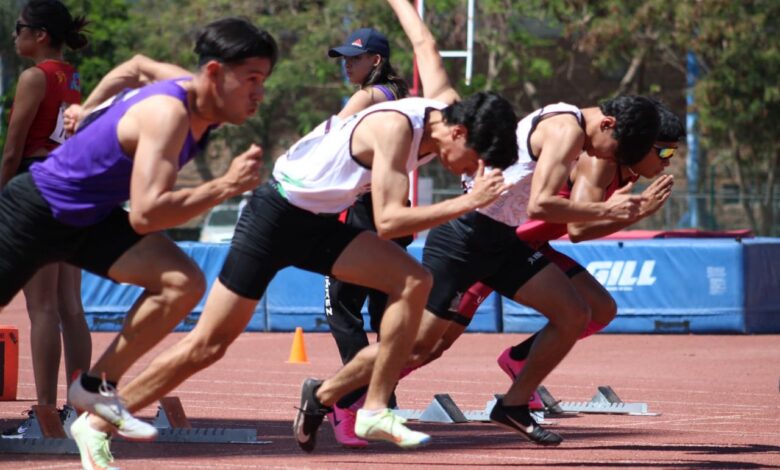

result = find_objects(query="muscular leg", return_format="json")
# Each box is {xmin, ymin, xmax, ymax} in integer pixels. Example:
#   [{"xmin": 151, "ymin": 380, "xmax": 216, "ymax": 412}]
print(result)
[
  {"xmin": 90, "ymin": 279, "xmax": 258, "ymax": 433},
  {"xmin": 88, "ymin": 233, "xmax": 206, "ymax": 382},
  {"xmin": 57, "ymin": 263, "xmax": 91, "ymax": 390},
  {"xmin": 503, "ymin": 264, "xmax": 590, "ymax": 406},
  {"xmin": 570, "ymin": 270, "xmax": 616, "ymax": 328},
  {"xmin": 22, "ymin": 265, "xmax": 62, "ymax": 406},
  {"xmin": 316, "ymin": 232, "xmax": 432, "ymax": 410},
  {"xmin": 506, "ymin": 269, "xmax": 615, "ymax": 363}
]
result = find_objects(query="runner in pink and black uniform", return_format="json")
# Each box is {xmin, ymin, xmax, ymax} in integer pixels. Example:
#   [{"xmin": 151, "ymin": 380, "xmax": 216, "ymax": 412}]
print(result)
[{"xmin": 425, "ymin": 103, "xmax": 684, "ymax": 411}]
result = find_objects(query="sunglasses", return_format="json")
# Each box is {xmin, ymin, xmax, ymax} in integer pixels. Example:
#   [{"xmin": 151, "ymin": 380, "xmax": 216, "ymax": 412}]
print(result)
[
  {"xmin": 654, "ymin": 145, "xmax": 676, "ymax": 160},
  {"xmin": 15, "ymin": 21, "xmax": 44, "ymax": 35}
]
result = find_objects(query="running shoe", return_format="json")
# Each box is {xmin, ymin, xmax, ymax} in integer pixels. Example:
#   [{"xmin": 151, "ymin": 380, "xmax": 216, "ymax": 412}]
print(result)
[
  {"xmin": 489, "ymin": 398, "xmax": 562, "ymax": 446},
  {"xmin": 327, "ymin": 402, "xmax": 368, "ymax": 448},
  {"xmin": 0, "ymin": 409, "xmax": 33, "ymax": 439},
  {"xmin": 60, "ymin": 404, "xmax": 78, "ymax": 439},
  {"xmin": 293, "ymin": 378, "xmax": 331, "ymax": 453},
  {"xmin": 354, "ymin": 408, "xmax": 430, "ymax": 449},
  {"xmin": 496, "ymin": 347, "xmax": 545, "ymax": 411},
  {"xmin": 70, "ymin": 412, "xmax": 119, "ymax": 470},
  {"xmin": 68, "ymin": 373, "xmax": 157, "ymax": 441}
]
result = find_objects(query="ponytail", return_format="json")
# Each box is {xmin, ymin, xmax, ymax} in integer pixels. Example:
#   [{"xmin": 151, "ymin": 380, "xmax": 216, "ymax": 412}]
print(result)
[
  {"xmin": 362, "ymin": 58, "xmax": 409, "ymax": 99},
  {"xmin": 21, "ymin": 0, "xmax": 90, "ymax": 50}
]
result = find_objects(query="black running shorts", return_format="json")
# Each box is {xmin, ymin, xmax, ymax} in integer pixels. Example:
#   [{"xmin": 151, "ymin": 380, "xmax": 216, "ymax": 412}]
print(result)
[
  {"xmin": 218, "ymin": 182, "xmax": 364, "ymax": 300},
  {"xmin": 0, "ymin": 173, "xmax": 144, "ymax": 306},
  {"xmin": 423, "ymin": 211, "xmax": 550, "ymax": 321},
  {"xmin": 530, "ymin": 241, "xmax": 586, "ymax": 278}
]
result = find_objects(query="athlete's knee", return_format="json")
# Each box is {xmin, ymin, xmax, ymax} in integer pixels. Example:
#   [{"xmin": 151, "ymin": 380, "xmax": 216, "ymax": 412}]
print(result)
[
  {"xmin": 388, "ymin": 264, "xmax": 432, "ymax": 301},
  {"xmin": 591, "ymin": 293, "xmax": 617, "ymax": 324},
  {"xmin": 160, "ymin": 267, "xmax": 206, "ymax": 308},
  {"xmin": 554, "ymin": 298, "xmax": 591, "ymax": 339},
  {"xmin": 26, "ymin": 303, "xmax": 61, "ymax": 326},
  {"xmin": 184, "ymin": 335, "xmax": 230, "ymax": 370}
]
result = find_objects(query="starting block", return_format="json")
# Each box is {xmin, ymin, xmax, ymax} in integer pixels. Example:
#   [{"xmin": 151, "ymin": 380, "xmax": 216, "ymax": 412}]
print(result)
[
  {"xmin": 0, "ymin": 396, "xmax": 270, "ymax": 454},
  {"xmin": 395, "ymin": 393, "xmax": 548, "ymax": 424},
  {"xmin": 153, "ymin": 396, "xmax": 270, "ymax": 444},
  {"xmin": 0, "ymin": 405, "xmax": 78, "ymax": 454},
  {"xmin": 540, "ymin": 385, "xmax": 659, "ymax": 416}
]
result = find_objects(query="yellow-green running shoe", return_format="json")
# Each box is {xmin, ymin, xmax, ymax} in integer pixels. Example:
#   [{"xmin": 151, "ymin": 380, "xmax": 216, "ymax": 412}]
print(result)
[
  {"xmin": 70, "ymin": 412, "xmax": 118, "ymax": 470},
  {"xmin": 354, "ymin": 408, "xmax": 430, "ymax": 449}
]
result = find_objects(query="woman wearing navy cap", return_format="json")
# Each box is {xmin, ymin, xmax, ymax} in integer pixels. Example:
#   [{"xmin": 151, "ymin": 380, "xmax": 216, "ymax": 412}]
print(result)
[
  {"xmin": 328, "ymin": 27, "xmax": 408, "ymax": 119},
  {"xmin": 323, "ymin": 26, "xmax": 411, "ymax": 448}
]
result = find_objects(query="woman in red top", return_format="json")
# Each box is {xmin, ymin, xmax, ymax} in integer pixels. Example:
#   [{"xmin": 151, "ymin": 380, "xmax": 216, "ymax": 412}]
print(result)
[{"xmin": 0, "ymin": 0, "xmax": 89, "ymax": 437}]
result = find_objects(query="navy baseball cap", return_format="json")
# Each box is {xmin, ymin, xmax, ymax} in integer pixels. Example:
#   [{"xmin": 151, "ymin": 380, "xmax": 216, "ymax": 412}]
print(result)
[{"xmin": 328, "ymin": 28, "xmax": 390, "ymax": 58}]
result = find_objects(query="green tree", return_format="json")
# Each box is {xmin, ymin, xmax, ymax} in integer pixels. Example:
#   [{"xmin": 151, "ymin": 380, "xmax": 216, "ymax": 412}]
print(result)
[{"xmin": 685, "ymin": 0, "xmax": 780, "ymax": 235}]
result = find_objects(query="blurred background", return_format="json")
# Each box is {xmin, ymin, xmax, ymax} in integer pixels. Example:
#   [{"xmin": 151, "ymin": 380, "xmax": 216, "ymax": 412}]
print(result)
[{"xmin": 1, "ymin": 0, "xmax": 777, "ymax": 239}]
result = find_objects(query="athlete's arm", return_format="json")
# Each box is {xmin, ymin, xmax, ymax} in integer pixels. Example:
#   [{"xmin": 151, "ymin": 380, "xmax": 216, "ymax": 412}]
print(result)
[
  {"xmin": 568, "ymin": 169, "xmax": 674, "ymax": 242},
  {"xmin": 124, "ymin": 96, "xmax": 261, "ymax": 234},
  {"xmin": 64, "ymin": 55, "xmax": 190, "ymax": 134},
  {"xmin": 388, "ymin": 0, "xmax": 459, "ymax": 104},
  {"xmin": 337, "ymin": 87, "xmax": 390, "ymax": 120},
  {"xmin": 83, "ymin": 55, "xmax": 190, "ymax": 112},
  {"xmin": 528, "ymin": 115, "xmax": 643, "ymax": 223},
  {"xmin": 358, "ymin": 113, "xmax": 506, "ymax": 239},
  {"xmin": 0, "ymin": 68, "xmax": 46, "ymax": 188}
]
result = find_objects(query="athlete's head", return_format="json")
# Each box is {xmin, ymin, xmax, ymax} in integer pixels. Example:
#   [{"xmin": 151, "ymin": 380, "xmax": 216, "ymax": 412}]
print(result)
[
  {"xmin": 438, "ymin": 92, "xmax": 519, "ymax": 174},
  {"xmin": 629, "ymin": 100, "xmax": 686, "ymax": 178},
  {"xmin": 588, "ymin": 95, "xmax": 660, "ymax": 166},
  {"xmin": 328, "ymin": 28, "xmax": 408, "ymax": 99},
  {"xmin": 15, "ymin": 0, "xmax": 88, "ymax": 56},
  {"xmin": 194, "ymin": 17, "xmax": 279, "ymax": 124}
]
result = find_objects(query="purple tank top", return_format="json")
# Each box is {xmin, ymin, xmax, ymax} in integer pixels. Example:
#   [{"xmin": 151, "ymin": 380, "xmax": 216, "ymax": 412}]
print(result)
[{"xmin": 31, "ymin": 78, "xmax": 211, "ymax": 226}]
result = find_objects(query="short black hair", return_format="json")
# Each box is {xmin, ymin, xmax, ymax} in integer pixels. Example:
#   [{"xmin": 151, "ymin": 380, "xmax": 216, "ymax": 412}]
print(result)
[
  {"xmin": 195, "ymin": 17, "xmax": 278, "ymax": 69},
  {"xmin": 649, "ymin": 99, "xmax": 686, "ymax": 142},
  {"xmin": 21, "ymin": 0, "xmax": 88, "ymax": 50},
  {"xmin": 600, "ymin": 95, "xmax": 660, "ymax": 166},
  {"xmin": 441, "ymin": 92, "xmax": 519, "ymax": 169}
]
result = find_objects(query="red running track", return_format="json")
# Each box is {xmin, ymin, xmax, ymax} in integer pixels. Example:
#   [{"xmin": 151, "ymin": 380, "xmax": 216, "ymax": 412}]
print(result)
[{"xmin": 1, "ymin": 295, "xmax": 779, "ymax": 469}]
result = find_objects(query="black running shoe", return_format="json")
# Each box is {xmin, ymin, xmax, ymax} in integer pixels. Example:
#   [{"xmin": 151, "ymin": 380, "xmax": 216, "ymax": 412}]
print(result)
[
  {"xmin": 490, "ymin": 398, "xmax": 563, "ymax": 446},
  {"xmin": 293, "ymin": 378, "xmax": 332, "ymax": 453}
]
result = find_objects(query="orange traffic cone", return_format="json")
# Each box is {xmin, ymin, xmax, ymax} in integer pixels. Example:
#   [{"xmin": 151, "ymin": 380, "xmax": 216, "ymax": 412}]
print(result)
[{"xmin": 286, "ymin": 327, "xmax": 309, "ymax": 364}]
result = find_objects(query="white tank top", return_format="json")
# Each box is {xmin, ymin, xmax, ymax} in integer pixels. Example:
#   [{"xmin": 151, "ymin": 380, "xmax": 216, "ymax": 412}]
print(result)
[
  {"xmin": 463, "ymin": 102, "xmax": 583, "ymax": 227},
  {"xmin": 272, "ymin": 97, "xmax": 445, "ymax": 214}
]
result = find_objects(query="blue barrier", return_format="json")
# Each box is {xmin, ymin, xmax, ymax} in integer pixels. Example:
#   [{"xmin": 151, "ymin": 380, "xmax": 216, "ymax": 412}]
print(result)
[{"xmin": 82, "ymin": 238, "xmax": 780, "ymax": 333}]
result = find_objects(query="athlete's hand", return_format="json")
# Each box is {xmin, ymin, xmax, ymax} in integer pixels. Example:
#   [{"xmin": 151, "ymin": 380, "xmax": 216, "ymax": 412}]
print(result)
[
  {"xmin": 639, "ymin": 174, "xmax": 674, "ymax": 217},
  {"xmin": 468, "ymin": 160, "xmax": 510, "ymax": 209},
  {"xmin": 603, "ymin": 181, "xmax": 645, "ymax": 221},
  {"xmin": 63, "ymin": 104, "xmax": 86, "ymax": 136},
  {"xmin": 224, "ymin": 144, "xmax": 263, "ymax": 194}
]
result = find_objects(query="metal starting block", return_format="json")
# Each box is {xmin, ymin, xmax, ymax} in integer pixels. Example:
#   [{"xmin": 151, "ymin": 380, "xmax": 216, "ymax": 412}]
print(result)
[
  {"xmin": 0, "ymin": 396, "xmax": 270, "ymax": 454},
  {"xmin": 0, "ymin": 404, "xmax": 78, "ymax": 454},
  {"xmin": 541, "ymin": 385, "xmax": 659, "ymax": 416},
  {"xmin": 395, "ymin": 393, "xmax": 548, "ymax": 424},
  {"xmin": 153, "ymin": 396, "xmax": 270, "ymax": 444}
]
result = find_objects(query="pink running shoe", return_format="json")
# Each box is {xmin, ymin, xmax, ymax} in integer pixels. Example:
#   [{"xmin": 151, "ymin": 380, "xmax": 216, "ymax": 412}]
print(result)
[
  {"xmin": 496, "ymin": 347, "xmax": 545, "ymax": 411},
  {"xmin": 327, "ymin": 403, "xmax": 368, "ymax": 448}
]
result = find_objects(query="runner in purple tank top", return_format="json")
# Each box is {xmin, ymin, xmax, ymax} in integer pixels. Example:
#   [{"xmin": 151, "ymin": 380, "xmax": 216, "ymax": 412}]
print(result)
[{"xmin": 0, "ymin": 17, "xmax": 277, "ymax": 469}]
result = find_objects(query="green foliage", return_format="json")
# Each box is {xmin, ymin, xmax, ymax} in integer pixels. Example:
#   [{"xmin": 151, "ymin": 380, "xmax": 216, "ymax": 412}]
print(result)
[{"xmin": 1, "ymin": 0, "xmax": 777, "ymax": 232}]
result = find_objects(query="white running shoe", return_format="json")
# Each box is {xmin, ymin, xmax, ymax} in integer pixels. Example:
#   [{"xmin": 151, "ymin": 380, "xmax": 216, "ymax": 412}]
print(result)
[
  {"xmin": 68, "ymin": 374, "xmax": 158, "ymax": 441},
  {"xmin": 70, "ymin": 412, "xmax": 119, "ymax": 470},
  {"xmin": 354, "ymin": 408, "xmax": 430, "ymax": 449}
]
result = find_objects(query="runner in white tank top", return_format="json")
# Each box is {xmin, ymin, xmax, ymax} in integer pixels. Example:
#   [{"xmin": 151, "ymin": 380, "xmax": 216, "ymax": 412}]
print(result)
[
  {"xmin": 273, "ymin": 97, "xmax": 445, "ymax": 214},
  {"xmin": 465, "ymin": 102, "xmax": 584, "ymax": 227}
]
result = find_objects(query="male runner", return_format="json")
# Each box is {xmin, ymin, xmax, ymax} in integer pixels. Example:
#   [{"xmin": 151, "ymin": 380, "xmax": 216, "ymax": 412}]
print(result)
[
  {"xmin": 81, "ymin": 0, "xmax": 520, "ymax": 453},
  {"xmin": 411, "ymin": 96, "xmax": 660, "ymax": 446},
  {"xmin": 428, "ymin": 104, "xmax": 684, "ymax": 391},
  {"xmin": 0, "ymin": 17, "xmax": 277, "ymax": 469}
]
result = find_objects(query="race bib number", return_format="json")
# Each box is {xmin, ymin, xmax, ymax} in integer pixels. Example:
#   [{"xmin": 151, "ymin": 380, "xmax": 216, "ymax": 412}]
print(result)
[{"xmin": 49, "ymin": 103, "xmax": 68, "ymax": 144}]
